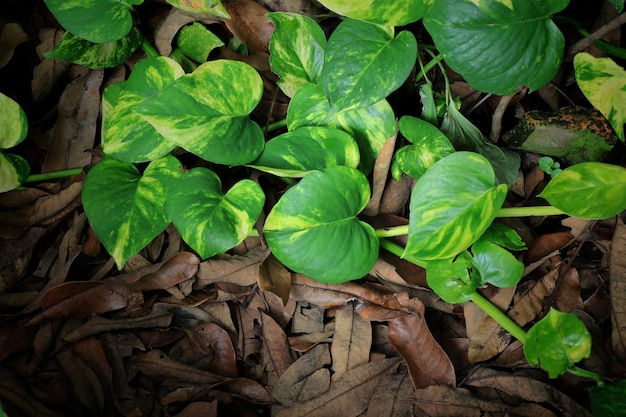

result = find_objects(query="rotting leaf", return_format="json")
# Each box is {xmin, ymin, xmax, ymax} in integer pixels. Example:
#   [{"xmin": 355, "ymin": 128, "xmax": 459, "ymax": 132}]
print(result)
[{"xmin": 187, "ymin": 322, "xmax": 238, "ymax": 377}]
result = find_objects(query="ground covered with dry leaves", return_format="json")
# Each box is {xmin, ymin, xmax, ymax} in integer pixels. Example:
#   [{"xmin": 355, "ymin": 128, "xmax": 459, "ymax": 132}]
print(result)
[{"xmin": 1, "ymin": 1, "xmax": 626, "ymax": 416}]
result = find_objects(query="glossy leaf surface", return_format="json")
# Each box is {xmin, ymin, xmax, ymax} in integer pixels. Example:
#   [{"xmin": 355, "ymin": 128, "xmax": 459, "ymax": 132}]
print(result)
[
  {"xmin": 404, "ymin": 152, "xmax": 508, "ymax": 261},
  {"xmin": 167, "ymin": 168, "xmax": 264, "ymax": 259},
  {"xmin": 83, "ymin": 156, "xmax": 182, "ymax": 269},
  {"xmin": 0, "ymin": 93, "xmax": 29, "ymax": 192},
  {"xmin": 102, "ymin": 57, "xmax": 184, "ymax": 162},
  {"xmin": 426, "ymin": 252, "xmax": 479, "ymax": 304},
  {"xmin": 424, "ymin": 0, "xmax": 568, "ymax": 94},
  {"xmin": 177, "ymin": 22, "xmax": 225, "ymax": 63},
  {"xmin": 287, "ymin": 83, "xmax": 395, "ymax": 174},
  {"xmin": 135, "ymin": 59, "xmax": 264, "ymax": 165},
  {"xmin": 268, "ymin": 12, "xmax": 326, "ymax": 97},
  {"xmin": 264, "ymin": 166, "xmax": 378, "ymax": 283},
  {"xmin": 539, "ymin": 162, "xmax": 626, "ymax": 219},
  {"xmin": 316, "ymin": 0, "xmax": 429, "ymax": 26},
  {"xmin": 524, "ymin": 308, "xmax": 592, "ymax": 378},
  {"xmin": 322, "ymin": 19, "xmax": 417, "ymax": 113},
  {"xmin": 471, "ymin": 238, "xmax": 524, "ymax": 288},
  {"xmin": 574, "ymin": 52, "xmax": 626, "ymax": 141},
  {"xmin": 164, "ymin": 0, "xmax": 229, "ymax": 18},
  {"xmin": 43, "ymin": 0, "xmax": 142, "ymax": 43},
  {"xmin": 248, "ymin": 126, "xmax": 359, "ymax": 177}
]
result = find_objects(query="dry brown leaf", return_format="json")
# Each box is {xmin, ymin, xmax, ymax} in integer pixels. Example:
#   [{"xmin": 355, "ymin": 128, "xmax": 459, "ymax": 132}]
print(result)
[
  {"xmin": 32, "ymin": 28, "xmax": 70, "ymax": 103},
  {"xmin": 43, "ymin": 69, "xmax": 103, "ymax": 172},
  {"xmin": 259, "ymin": 254, "xmax": 292, "ymax": 306},
  {"xmin": 131, "ymin": 349, "xmax": 226, "ymax": 385},
  {"xmin": 0, "ymin": 22, "xmax": 28, "ymax": 68},
  {"xmin": 364, "ymin": 371, "xmax": 414, "ymax": 417},
  {"xmin": 0, "ymin": 318, "xmax": 37, "ymax": 360},
  {"xmin": 188, "ymin": 322, "xmax": 238, "ymax": 377},
  {"xmin": 272, "ymin": 357, "xmax": 402, "ymax": 417},
  {"xmin": 172, "ymin": 401, "xmax": 218, "ymax": 417},
  {"xmin": 272, "ymin": 343, "xmax": 332, "ymax": 405},
  {"xmin": 363, "ymin": 131, "xmax": 397, "ymax": 216},
  {"xmin": 291, "ymin": 301, "xmax": 325, "ymax": 333},
  {"xmin": 554, "ymin": 267, "xmax": 584, "ymax": 312},
  {"xmin": 331, "ymin": 304, "xmax": 372, "ymax": 381},
  {"xmin": 0, "ymin": 227, "xmax": 46, "ymax": 293},
  {"xmin": 195, "ymin": 246, "xmax": 270, "ymax": 288},
  {"xmin": 509, "ymin": 265, "xmax": 564, "ymax": 328},
  {"xmin": 465, "ymin": 367, "xmax": 592, "ymax": 417},
  {"xmin": 387, "ymin": 295, "xmax": 456, "ymax": 389},
  {"xmin": 261, "ymin": 311, "xmax": 296, "ymax": 388},
  {"xmin": 611, "ymin": 214, "xmax": 626, "ymax": 361},
  {"xmin": 258, "ymin": 0, "xmax": 324, "ymax": 15},
  {"xmin": 379, "ymin": 174, "xmax": 415, "ymax": 216},
  {"xmin": 525, "ymin": 231, "xmax": 573, "ymax": 264},
  {"xmin": 562, "ymin": 217, "xmax": 594, "ymax": 240},
  {"xmin": 224, "ymin": 0, "xmax": 274, "ymax": 54},
  {"xmin": 129, "ymin": 251, "xmax": 199, "ymax": 292},
  {"xmin": 0, "ymin": 366, "xmax": 65, "ymax": 417},
  {"xmin": 154, "ymin": 8, "xmax": 222, "ymax": 56},
  {"xmin": 56, "ymin": 349, "xmax": 105, "ymax": 413}
]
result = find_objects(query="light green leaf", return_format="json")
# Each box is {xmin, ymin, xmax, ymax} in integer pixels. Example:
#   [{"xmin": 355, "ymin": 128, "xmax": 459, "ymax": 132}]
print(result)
[
  {"xmin": 404, "ymin": 152, "xmax": 508, "ymax": 261},
  {"xmin": 539, "ymin": 161, "xmax": 626, "ymax": 219},
  {"xmin": 287, "ymin": 83, "xmax": 395, "ymax": 174},
  {"xmin": 177, "ymin": 22, "xmax": 224, "ymax": 63},
  {"xmin": 0, "ymin": 93, "xmax": 28, "ymax": 148},
  {"xmin": 424, "ymin": 0, "xmax": 568, "ymax": 94},
  {"xmin": 44, "ymin": 28, "xmax": 142, "ymax": 69},
  {"xmin": 391, "ymin": 115, "xmax": 455, "ymax": 180},
  {"xmin": 103, "ymin": 57, "xmax": 184, "ymax": 163},
  {"xmin": 479, "ymin": 223, "xmax": 527, "ymax": 251},
  {"xmin": 165, "ymin": 0, "xmax": 230, "ymax": 18},
  {"xmin": 83, "ymin": 156, "xmax": 182, "ymax": 269},
  {"xmin": 267, "ymin": 12, "xmax": 326, "ymax": 98},
  {"xmin": 135, "ymin": 59, "xmax": 264, "ymax": 165},
  {"xmin": 264, "ymin": 166, "xmax": 379, "ymax": 283},
  {"xmin": 248, "ymin": 126, "xmax": 359, "ymax": 177},
  {"xmin": 608, "ymin": 0, "xmax": 624, "ymax": 12},
  {"xmin": 524, "ymin": 308, "xmax": 592, "ymax": 378},
  {"xmin": 43, "ymin": 0, "xmax": 142, "ymax": 43},
  {"xmin": 574, "ymin": 52, "xmax": 626, "ymax": 141},
  {"xmin": 471, "ymin": 238, "xmax": 524, "ymax": 288},
  {"xmin": 322, "ymin": 18, "xmax": 417, "ymax": 113},
  {"xmin": 0, "ymin": 153, "xmax": 29, "ymax": 193},
  {"xmin": 316, "ymin": 0, "xmax": 430, "ymax": 26},
  {"xmin": 426, "ymin": 252, "xmax": 479, "ymax": 304},
  {"xmin": 167, "ymin": 168, "xmax": 264, "ymax": 259}
]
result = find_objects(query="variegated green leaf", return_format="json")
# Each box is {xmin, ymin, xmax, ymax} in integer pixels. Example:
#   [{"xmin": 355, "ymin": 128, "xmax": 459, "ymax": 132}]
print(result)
[
  {"xmin": 287, "ymin": 83, "xmax": 395, "ymax": 174},
  {"xmin": 44, "ymin": 28, "xmax": 142, "ymax": 69},
  {"xmin": 0, "ymin": 153, "xmax": 29, "ymax": 193},
  {"xmin": 316, "ymin": 0, "xmax": 430, "ymax": 26},
  {"xmin": 43, "ymin": 0, "xmax": 142, "ymax": 43},
  {"xmin": 404, "ymin": 152, "xmax": 508, "ymax": 262},
  {"xmin": 539, "ymin": 162, "xmax": 626, "ymax": 219},
  {"xmin": 0, "ymin": 93, "xmax": 27, "ymax": 149},
  {"xmin": 103, "ymin": 57, "xmax": 184, "ymax": 162},
  {"xmin": 167, "ymin": 168, "xmax": 264, "ymax": 259},
  {"xmin": 248, "ymin": 126, "xmax": 359, "ymax": 177},
  {"xmin": 135, "ymin": 59, "xmax": 264, "ymax": 165},
  {"xmin": 83, "ymin": 156, "xmax": 182, "ymax": 269},
  {"xmin": 264, "ymin": 166, "xmax": 379, "ymax": 283},
  {"xmin": 426, "ymin": 252, "xmax": 479, "ymax": 304},
  {"xmin": 322, "ymin": 19, "xmax": 417, "ymax": 113},
  {"xmin": 574, "ymin": 52, "xmax": 626, "ymax": 141},
  {"xmin": 177, "ymin": 22, "xmax": 225, "ymax": 63},
  {"xmin": 267, "ymin": 12, "xmax": 327, "ymax": 97},
  {"xmin": 424, "ymin": 0, "xmax": 568, "ymax": 94},
  {"xmin": 391, "ymin": 116, "xmax": 455, "ymax": 180},
  {"xmin": 165, "ymin": 0, "xmax": 230, "ymax": 18}
]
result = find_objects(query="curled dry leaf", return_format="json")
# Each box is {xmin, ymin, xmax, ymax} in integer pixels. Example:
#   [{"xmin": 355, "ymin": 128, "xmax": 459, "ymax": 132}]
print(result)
[
  {"xmin": 187, "ymin": 322, "xmax": 238, "ymax": 377},
  {"xmin": 0, "ymin": 22, "xmax": 28, "ymax": 68},
  {"xmin": 363, "ymin": 131, "xmax": 397, "ymax": 216},
  {"xmin": 196, "ymin": 245, "xmax": 270, "ymax": 288},
  {"xmin": 128, "ymin": 251, "xmax": 200, "ymax": 292},
  {"xmin": 610, "ymin": 214, "xmax": 626, "ymax": 361},
  {"xmin": 261, "ymin": 311, "xmax": 296, "ymax": 388},
  {"xmin": 224, "ymin": 0, "xmax": 274, "ymax": 54},
  {"xmin": 259, "ymin": 253, "xmax": 292, "ymax": 306}
]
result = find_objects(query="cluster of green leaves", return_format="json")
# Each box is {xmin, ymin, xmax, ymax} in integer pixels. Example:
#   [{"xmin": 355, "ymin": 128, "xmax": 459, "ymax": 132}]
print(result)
[{"xmin": 8, "ymin": 0, "xmax": 626, "ymax": 385}]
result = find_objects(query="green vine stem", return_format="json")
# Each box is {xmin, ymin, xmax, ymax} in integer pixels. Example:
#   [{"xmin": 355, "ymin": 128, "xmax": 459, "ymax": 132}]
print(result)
[
  {"xmin": 141, "ymin": 39, "xmax": 160, "ymax": 58},
  {"xmin": 567, "ymin": 365, "xmax": 605, "ymax": 386},
  {"xmin": 266, "ymin": 118, "xmax": 288, "ymax": 132},
  {"xmin": 470, "ymin": 291, "xmax": 527, "ymax": 343},
  {"xmin": 25, "ymin": 168, "xmax": 83, "ymax": 183}
]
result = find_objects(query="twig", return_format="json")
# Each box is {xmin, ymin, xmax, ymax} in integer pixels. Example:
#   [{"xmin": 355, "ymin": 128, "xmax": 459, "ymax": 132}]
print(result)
[
  {"xmin": 567, "ymin": 12, "xmax": 626, "ymax": 57},
  {"xmin": 489, "ymin": 91, "xmax": 519, "ymax": 142}
]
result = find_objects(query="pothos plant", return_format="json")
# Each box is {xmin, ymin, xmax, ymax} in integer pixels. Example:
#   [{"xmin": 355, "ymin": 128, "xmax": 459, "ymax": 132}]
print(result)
[{"xmin": 4, "ymin": 0, "xmax": 626, "ymax": 387}]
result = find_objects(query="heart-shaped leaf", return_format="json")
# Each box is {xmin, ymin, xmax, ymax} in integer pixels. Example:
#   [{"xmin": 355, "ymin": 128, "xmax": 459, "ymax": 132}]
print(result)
[
  {"xmin": 322, "ymin": 19, "xmax": 417, "ymax": 113},
  {"xmin": 0, "ymin": 93, "xmax": 29, "ymax": 192},
  {"xmin": 471, "ymin": 238, "xmax": 524, "ymax": 288},
  {"xmin": 539, "ymin": 161, "xmax": 626, "ymax": 219},
  {"xmin": 135, "ymin": 59, "xmax": 264, "ymax": 165},
  {"xmin": 264, "ymin": 166, "xmax": 379, "ymax": 283},
  {"xmin": 83, "ymin": 156, "xmax": 182, "ymax": 269},
  {"xmin": 44, "ymin": 28, "xmax": 142, "ymax": 69},
  {"xmin": 103, "ymin": 57, "xmax": 184, "ymax": 162},
  {"xmin": 316, "ymin": 0, "xmax": 429, "ymax": 26},
  {"xmin": 524, "ymin": 308, "xmax": 592, "ymax": 378},
  {"xmin": 404, "ymin": 152, "xmax": 508, "ymax": 262},
  {"xmin": 43, "ymin": 0, "xmax": 142, "ymax": 43},
  {"xmin": 248, "ymin": 126, "xmax": 359, "ymax": 177},
  {"xmin": 167, "ymin": 168, "xmax": 265, "ymax": 259},
  {"xmin": 424, "ymin": 0, "xmax": 568, "ymax": 94},
  {"xmin": 287, "ymin": 83, "xmax": 395, "ymax": 174},
  {"xmin": 426, "ymin": 252, "xmax": 479, "ymax": 304},
  {"xmin": 0, "ymin": 153, "xmax": 29, "ymax": 193},
  {"xmin": 574, "ymin": 52, "xmax": 626, "ymax": 141},
  {"xmin": 267, "ymin": 12, "xmax": 327, "ymax": 98}
]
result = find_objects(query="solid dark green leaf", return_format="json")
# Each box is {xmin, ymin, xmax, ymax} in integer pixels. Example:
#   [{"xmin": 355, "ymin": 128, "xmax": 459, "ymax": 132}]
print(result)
[
  {"xmin": 264, "ymin": 166, "xmax": 379, "ymax": 283},
  {"xmin": 424, "ymin": 0, "xmax": 568, "ymax": 94},
  {"xmin": 524, "ymin": 308, "xmax": 592, "ymax": 378},
  {"xmin": 167, "ymin": 168, "xmax": 264, "ymax": 259},
  {"xmin": 426, "ymin": 252, "xmax": 479, "ymax": 304},
  {"xmin": 83, "ymin": 156, "xmax": 182, "ymax": 269},
  {"xmin": 44, "ymin": 28, "xmax": 142, "ymax": 69},
  {"xmin": 539, "ymin": 162, "xmax": 626, "ymax": 219},
  {"xmin": 322, "ymin": 19, "xmax": 417, "ymax": 113},
  {"xmin": 248, "ymin": 126, "xmax": 359, "ymax": 177},
  {"xmin": 591, "ymin": 379, "xmax": 626, "ymax": 417},
  {"xmin": 471, "ymin": 238, "xmax": 524, "ymax": 288}
]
